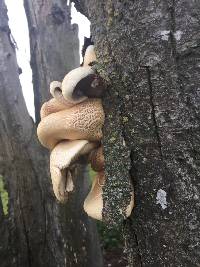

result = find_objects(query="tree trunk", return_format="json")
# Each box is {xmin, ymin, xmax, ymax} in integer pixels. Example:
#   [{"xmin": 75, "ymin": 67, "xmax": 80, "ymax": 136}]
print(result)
[
  {"xmin": 0, "ymin": 196, "xmax": 9, "ymax": 267},
  {"xmin": 0, "ymin": 0, "xmax": 102, "ymax": 266},
  {"xmin": 72, "ymin": 0, "xmax": 200, "ymax": 266},
  {"xmin": 24, "ymin": 0, "xmax": 80, "ymax": 124}
]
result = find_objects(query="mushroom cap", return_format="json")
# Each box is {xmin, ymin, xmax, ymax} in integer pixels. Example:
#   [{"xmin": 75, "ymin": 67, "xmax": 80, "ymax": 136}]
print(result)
[
  {"xmin": 124, "ymin": 193, "xmax": 135, "ymax": 218},
  {"xmin": 84, "ymin": 173, "xmax": 135, "ymax": 221},
  {"xmin": 48, "ymin": 46, "xmax": 100, "ymax": 106},
  {"xmin": 40, "ymin": 98, "xmax": 72, "ymax": 119},
  {"xmin": 50, "ymin": 81, "xmax": 74, "ymax": 107},
  {"xmin": 61, "ymin": 45, "xmax": 97, "ymax": 104},
  {"xmin": 61, "ymin": 66, "xmax": 95, "ymax": 104},
  {"xmin": 50, "ymin": 140, "xmax": 97, "ymax": 202},
  {"xmin": 83, "ymin": 45, "xmax": 96, "ymax": 67},
  {"xmin": 50, "ymin": 81, "xmax": 62, "ymax": 98},
  {"xmin": 37, "ymin": 99, "xmax": 104, "ymax": 150},
  {"xmin": 83, "ymin": 172, "xmax": 105, "ymax": 220}
]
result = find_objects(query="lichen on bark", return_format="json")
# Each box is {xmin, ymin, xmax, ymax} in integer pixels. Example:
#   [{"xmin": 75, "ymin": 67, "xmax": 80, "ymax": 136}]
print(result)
[{"xmin": 73, "ymin": 0, "xmax": 200, "ymax": 266}]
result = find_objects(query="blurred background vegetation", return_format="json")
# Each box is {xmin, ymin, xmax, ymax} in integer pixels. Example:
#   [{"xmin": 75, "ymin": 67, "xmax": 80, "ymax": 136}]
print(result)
[
  {"xmin": 89, "ymin": 167, "xmax": 123, "ymax": 251},
  {"xmin": 0, "ymin": 176, "xmax": 8, "ymax": 215}
]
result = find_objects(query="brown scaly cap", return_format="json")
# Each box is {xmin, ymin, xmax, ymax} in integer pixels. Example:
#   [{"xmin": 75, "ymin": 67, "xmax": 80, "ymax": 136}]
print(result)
[
  {"xmin": 37, "ymin": 99, "xmax": 104, "ymax": 150},
  {"xmin": 40, "ymin": 98, "xmax": 72, "ymax": 119}
]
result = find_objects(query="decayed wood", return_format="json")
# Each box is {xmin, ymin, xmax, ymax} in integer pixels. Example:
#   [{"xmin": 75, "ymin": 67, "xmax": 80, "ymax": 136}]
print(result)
[
  {"xmin": 0, "ymin": 0, "xmax": 102, "ymax": 266},
  {"xmin": 72, "ymin": 0, "xmax": 200, "ymax": 266}
]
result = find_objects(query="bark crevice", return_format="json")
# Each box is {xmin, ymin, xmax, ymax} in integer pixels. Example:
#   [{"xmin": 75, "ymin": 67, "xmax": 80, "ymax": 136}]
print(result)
[
  {"xmin": 168, "ymin": 0, "xmax": 178, "ymax": 60},
  {"xmin": 73, "ymin": 0, "xmax": 200, "ymax": 265},
  {"xmin": 145, "ymin": 66, "xmax": 163, "ymax": 160}
]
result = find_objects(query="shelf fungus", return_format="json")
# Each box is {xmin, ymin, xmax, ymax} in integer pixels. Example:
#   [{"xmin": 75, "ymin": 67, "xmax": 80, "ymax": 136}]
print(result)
[{"xmin": 37, "ymin": 39, "xmax": 134, "ymax": 221}]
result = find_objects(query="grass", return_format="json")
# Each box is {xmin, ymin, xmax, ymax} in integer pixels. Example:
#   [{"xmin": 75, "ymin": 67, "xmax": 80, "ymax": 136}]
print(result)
[
  {"xmin": 0, "ymin": 176, "xmax": 8, "ymax": 215},
  {"xmin": 89, "ymin": 165, "xmax": 96, "ymax": 183}
]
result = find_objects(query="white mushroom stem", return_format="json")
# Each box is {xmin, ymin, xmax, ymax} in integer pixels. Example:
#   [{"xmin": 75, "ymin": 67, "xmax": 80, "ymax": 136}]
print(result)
[{"xmin": 50, "ymin": 140, "xmax": 97, "ymax": 203}]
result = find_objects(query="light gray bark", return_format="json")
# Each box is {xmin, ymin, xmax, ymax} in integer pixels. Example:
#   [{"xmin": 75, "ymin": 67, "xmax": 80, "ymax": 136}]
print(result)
[
  {"xmin": 0, "ymin": 0, "xmax": 103, "ymax": 266},
  {"xmin": 72, "ymin": 0, "xmax": 200, "ymax": 266},
  {"xmin": 24, "ymin": 0, "xmax": 80, "ymax": 124}
]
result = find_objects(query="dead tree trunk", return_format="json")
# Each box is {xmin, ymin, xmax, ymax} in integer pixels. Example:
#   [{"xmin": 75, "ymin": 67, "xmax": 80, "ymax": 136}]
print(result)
[
  {"xmin": 23, "ymin": 0, "xmax": 103, "ymax": 265},
  {"xmin": 0, "ymin": 198, "xmax": 9, "ymax": 267},
  {"xmin": 24, "ymin": 0, "xmax": 80, "ymax": 124},
  {"xmin": 73, "ymin": 0, "xmax": 200, "ymax": 266},
  {"xmin": 0, "ymin": 0, "xmax": 102, "ymax": 266}
]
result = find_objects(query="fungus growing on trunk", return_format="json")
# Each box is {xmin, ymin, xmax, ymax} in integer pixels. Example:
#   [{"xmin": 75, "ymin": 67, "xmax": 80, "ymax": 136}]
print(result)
[
  {"xmin": 37, "ymin": 40, "xmax": 134, "ymax": 222},
  {"xmin": 50, "ymin": 140, "xmax": 97, "ymax": 202}
]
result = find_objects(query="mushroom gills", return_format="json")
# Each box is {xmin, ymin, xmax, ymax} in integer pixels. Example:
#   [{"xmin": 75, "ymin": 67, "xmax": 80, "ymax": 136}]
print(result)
[
  {"xmin": 62, "ymin": 168, "xmax": 74, "ymax": 193},
  {"xmin": 50, "ymin": 140, "xmax": 97, "ymax": 202}
]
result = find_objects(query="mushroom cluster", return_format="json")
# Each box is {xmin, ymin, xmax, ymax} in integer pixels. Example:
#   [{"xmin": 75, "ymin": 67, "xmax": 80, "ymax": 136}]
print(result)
[{"xmin": 37, "ymin": 42, "xmax": 134, "ymax": 220}]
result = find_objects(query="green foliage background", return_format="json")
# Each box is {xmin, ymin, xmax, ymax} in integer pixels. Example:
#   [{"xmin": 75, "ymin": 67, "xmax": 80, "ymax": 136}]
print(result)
[
  {"xmin": 89, "ymin": 167, "xmax": 123, "ymax": 250},
  {"xmin": 0, "ymin": 176, "xmax": 8, "ymax": 215}
]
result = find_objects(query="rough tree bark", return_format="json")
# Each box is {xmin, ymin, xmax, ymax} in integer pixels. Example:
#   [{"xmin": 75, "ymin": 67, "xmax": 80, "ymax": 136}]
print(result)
[
  {"xmin": 0, "ymin": 197, "xmax": 9, "ymax": 267},
  {"xmin": 0, "ymin": 0, "xmax": 102, "ymax": 266},
  {"xmin": 72, "ymin": 0, "xmax": 200, "ymax": 266}
]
